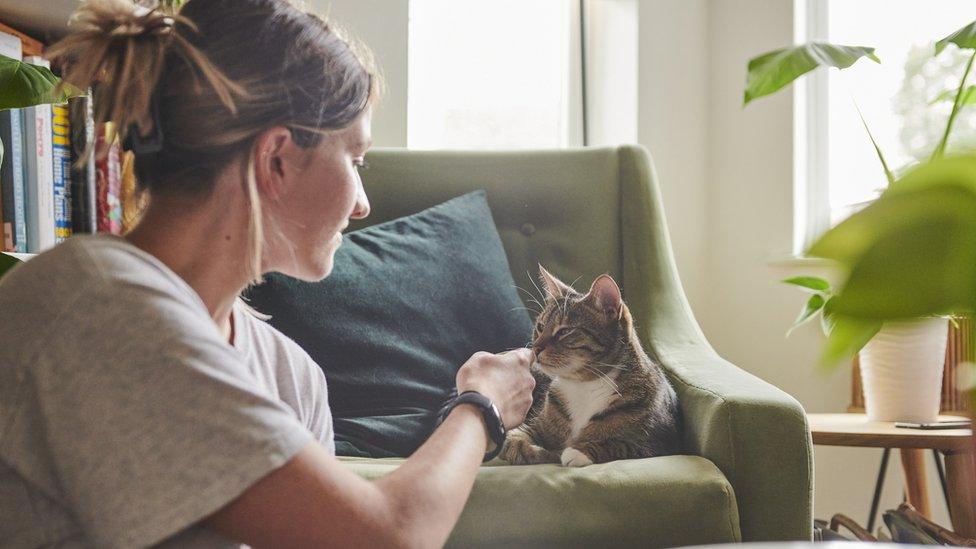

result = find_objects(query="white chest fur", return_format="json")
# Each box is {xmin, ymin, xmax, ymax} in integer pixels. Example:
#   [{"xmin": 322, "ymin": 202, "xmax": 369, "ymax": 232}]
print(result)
[{"xmin": 551, "ymin": 375, "xmax": 619, "ymax": 439}]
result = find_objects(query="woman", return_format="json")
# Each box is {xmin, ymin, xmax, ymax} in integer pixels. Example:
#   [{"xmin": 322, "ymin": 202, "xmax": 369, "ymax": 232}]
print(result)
[{"xmin": 0, "ymin": 0, "xmax": 534, "ymax": 547}]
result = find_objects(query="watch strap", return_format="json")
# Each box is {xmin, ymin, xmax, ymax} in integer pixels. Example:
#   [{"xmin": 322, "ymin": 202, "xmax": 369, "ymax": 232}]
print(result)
[{"xmin": 436, "ymin": 389, "xmax": 506, "ymax": 462}]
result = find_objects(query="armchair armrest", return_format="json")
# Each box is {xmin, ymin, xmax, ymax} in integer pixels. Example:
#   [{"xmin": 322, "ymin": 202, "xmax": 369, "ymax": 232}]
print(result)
[
  {"xmin": 657, "ymin": 342, "xmax": 813, "ymax": 542},
  {"xmin": 616, "ymin": 145, "xmax": 813, "ymax": 541}
]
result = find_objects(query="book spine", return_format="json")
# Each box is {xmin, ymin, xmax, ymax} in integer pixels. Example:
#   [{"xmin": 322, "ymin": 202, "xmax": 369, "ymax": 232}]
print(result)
[
  {"xmin": 22, "ymin": 105, "xmax": 55, "ymax": 252},
  {"xmin": 0, "ymin": 23, "xmax": 43, "ymax": 57},
  {"xmin": 1, "ymin": 110, "xmax": 13, "ymax": 250},
  {"xmin": 95, "ymin": 124, "xmax": 122, "ymax": 235},
  {"xmin": 51, "ymin": 104, "xmax": 71, "ymax": 243},
  {"xmin": 22, "ymin": 56, "xmax": 55, "ymax": 252},
  {"xmin": 10, "ymin": 110, "xmax": 26, "ymax": 252},
  {"xmin": 69, "ymin": 95, "xmax": 96, "ymax": 234}
]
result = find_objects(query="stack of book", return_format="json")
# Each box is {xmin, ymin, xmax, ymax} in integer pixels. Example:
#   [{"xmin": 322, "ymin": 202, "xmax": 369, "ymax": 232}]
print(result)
[{"xmin": 0, "ymin": 22, "xmax": 128, "ymax": 254}]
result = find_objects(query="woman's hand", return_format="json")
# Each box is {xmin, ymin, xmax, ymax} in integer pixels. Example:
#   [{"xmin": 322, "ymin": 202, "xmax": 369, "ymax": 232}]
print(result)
[{"xmin": 455, "ymin": 348, "xmax": 535, "ymax": 429}]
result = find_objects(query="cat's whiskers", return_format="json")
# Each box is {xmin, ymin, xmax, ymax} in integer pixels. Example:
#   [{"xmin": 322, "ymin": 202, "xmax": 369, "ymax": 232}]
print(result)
[
  {"xmin": 582, "ymin": 364, "xmax": 622, "ymax": 396},
  {"xmin": 587, "ymin": 360, "xmax": 628, "ymax": 371},
  {"xmin": 514, "ymin": 286, "xmax": 546, "ymax": 314},
  {"xmin": 526, "ymin": 271, "xmax": 551, "ymax": 306}
]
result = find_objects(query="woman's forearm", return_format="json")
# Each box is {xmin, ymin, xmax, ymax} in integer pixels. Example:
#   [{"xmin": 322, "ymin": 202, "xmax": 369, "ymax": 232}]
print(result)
[{"xmin": 374, "ymin": 403, "xmax": 489, "ymax": 548}]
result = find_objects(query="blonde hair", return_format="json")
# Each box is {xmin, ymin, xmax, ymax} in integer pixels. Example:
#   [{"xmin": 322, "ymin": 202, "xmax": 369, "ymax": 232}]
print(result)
[{"xmin": 48, "ymin": 0, "xmax": 380, "ymax": 284}]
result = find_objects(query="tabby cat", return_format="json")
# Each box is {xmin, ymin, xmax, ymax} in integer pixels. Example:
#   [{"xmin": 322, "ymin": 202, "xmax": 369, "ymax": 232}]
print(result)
[{"xmin": 501, "ymin": 266, "xmax": 681, "ymax": 467}]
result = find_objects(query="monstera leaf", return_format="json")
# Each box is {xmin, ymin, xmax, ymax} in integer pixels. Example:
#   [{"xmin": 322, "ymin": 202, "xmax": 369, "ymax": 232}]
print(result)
[
  {"xmin": 808, "ymin": 156, "xmax": 976, "ymax": 363},
  {"xmin": 0, "ymin": 56, "xmax": 85, "ymax": 110},
  {"xmin": 743, "ymin": 42, "xmax": 880, "ymax": 106}
]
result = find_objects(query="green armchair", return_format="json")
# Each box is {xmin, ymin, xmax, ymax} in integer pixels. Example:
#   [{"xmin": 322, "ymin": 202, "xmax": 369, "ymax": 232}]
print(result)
[{"xmin": 340, "ymin": 145, "xmax": 813, "ymax": 547}]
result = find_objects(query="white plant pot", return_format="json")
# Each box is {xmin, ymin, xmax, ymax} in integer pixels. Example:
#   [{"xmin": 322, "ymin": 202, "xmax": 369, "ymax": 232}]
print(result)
[{"xmin": 858, "ymin": 317, "xmax": 948, "ymax": 423}]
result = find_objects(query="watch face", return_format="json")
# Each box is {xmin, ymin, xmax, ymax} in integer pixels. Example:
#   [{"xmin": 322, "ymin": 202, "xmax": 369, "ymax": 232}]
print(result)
[{"xmin": 490, "ymin": 403, "xmax": 504, "ymax": 431}]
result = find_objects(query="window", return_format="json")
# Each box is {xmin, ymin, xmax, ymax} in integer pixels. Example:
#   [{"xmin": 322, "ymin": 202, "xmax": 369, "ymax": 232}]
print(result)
[
  {"xmin": 795, "ymin": 0, "xmax": 976, "ymax": 252},
  {"xmin": 407, "ymin": 0, "xmax": 580, "ymax": 149}
]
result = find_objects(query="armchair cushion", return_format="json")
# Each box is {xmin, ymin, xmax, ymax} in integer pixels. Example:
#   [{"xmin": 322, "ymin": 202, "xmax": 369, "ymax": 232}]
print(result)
[
  {"xmin": 245, "ymin": 191, "xmax": 532, "ymax": 457},
  {"xmin": 340, "ymin": 454, "xmax": 741, "ymax": 548}
]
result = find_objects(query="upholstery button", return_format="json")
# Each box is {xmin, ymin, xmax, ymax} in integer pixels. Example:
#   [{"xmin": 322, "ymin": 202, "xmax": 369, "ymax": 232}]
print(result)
[{"xmin": 520, "ymin": 223, "xmax": 536, "ymax": 236}]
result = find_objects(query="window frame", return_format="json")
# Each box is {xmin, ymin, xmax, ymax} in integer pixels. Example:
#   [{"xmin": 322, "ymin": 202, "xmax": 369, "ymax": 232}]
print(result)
[{"xmin": 793, "ymin": 0, "xmax": 831, "ymax": 255}]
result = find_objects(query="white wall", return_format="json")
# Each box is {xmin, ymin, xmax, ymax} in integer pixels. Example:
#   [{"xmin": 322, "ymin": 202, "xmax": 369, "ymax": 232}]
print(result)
[
  {"xmin": 636, "ymin": 0, "xmax": 709, "ymax": 316},
  {"xmin": 311, "ymin": 0, "xmax": 409, "ymax": 148},
  {"xmin": 319, "ymin": 0, "xmax": 953, "ymax": 531}
]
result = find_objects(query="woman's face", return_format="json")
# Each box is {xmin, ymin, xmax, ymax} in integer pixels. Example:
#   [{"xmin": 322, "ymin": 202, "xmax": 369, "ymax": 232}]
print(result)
[{"xmin": 265, "ymin": 109, "xmax": 372, "ymax": 281}]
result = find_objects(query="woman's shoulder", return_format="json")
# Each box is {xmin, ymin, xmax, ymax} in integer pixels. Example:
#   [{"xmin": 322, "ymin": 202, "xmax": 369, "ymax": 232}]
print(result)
[{"xmin": 0, "ymin": 235, "xmax": 216, "ymax": 359}]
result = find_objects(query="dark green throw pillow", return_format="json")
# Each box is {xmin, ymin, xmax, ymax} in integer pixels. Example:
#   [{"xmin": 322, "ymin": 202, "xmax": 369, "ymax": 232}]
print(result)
[{"xmin": 245, "ymin": 191, "xmax": 532, "ymax": 458}]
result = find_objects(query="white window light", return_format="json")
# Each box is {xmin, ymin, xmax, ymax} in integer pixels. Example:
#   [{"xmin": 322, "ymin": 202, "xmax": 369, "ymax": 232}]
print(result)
[
  {"xmin": 407, "ymin": 0, "xmax": 582, "ymax": 149},
  {"xmin": 794, "ymin": 0, "xmax": 976, "ymax": 254}
]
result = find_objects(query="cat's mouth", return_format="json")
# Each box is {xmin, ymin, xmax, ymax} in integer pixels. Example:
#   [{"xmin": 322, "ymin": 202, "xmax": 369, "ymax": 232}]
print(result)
[{"xmin": 536, "ymin": 358, "xmax": 579, "ymax": 378}]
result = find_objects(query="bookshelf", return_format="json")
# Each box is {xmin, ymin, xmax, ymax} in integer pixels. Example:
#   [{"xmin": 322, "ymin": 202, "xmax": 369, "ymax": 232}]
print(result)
[
  {"xmin": 0, "ymin": 0, "xmax": 74, "ymax": 43},
  {"xmin": 0, "ymin": 2, "xmax": 131, "ymax": 254}
]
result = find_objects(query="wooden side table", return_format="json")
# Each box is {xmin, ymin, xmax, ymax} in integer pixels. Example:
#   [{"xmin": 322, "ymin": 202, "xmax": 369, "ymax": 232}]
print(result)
[{"xmin": 808, "ymin": 413, "xmax": 975, "ymax": 538}]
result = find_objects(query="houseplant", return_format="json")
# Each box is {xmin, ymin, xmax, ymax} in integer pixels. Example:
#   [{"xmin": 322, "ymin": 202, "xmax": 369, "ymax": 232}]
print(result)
[{"xmin": 745, "ymin": 21, "xmax": 976, "ymax": 422}]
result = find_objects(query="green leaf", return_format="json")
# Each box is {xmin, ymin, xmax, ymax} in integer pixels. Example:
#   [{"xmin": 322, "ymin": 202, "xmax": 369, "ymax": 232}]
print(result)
[
  {"xmin": 782, "ymin": 276, "xmax": 830, "ymax": 293},
  {"xmin": 853, "ymin": 100, "xmax": 895, "ymax": 185},
  {"xmin": 787, "ymin": 293, "xmax": 825, "ymax": 337},
  {"xmin": 809, "ymin": 156, "xmax": 976, "ymax": 266},
  {"xmin": 820, "ymin": 315, "xmax": 882, "ymax": 369},
  {"xmin": 810, "ymin": 157, "xmax": 976, "ymax": 320},
  {"xmin": 931, "ymin": 85, "xmax": 976, "ymax": 106},
  {"xmin": 0, "ymin": 56, "xmax": 86, "ymax": 110},
  {"xmin": 936, "ymin": 20, "xmax": 976, "ymax": 55},
  {"xmin": 744, "ymin": 42, "xmax": 880, "ymax": 106},
  {"xmin": 0, "ymin": 252, "xmax": 21, "ymax": 281}
]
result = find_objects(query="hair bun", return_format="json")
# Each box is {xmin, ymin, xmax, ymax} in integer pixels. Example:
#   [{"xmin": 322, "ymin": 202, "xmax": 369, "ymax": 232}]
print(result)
[
  {"xmin": 67, "ymin": 0, "xmax": 176, "ymax": 41},
  {"xmin": 108, "ymin": 4, "xmax": 175, "ymax": 38}
]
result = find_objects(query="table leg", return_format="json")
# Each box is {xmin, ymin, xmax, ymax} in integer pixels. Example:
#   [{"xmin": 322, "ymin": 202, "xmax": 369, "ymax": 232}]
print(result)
[
  {"xmin": 945, "ymin": 450, "xmax": 976, "ymax": 538},
  {"xmin": 900, "ymin": 448, "xmax": 931, "ymax": 518}
]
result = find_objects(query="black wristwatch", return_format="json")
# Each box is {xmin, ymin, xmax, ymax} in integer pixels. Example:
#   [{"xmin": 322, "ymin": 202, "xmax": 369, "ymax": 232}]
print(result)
[{"xmin": 435, "ymin": 390, "xmax": 506, "ymax": 462}]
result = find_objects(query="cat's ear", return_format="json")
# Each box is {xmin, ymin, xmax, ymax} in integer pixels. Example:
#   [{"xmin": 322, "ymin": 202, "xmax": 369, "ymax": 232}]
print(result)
[
  {"xmin": 587, "ymin": 274, "xmax": 623, "ymax": 321},
  {"xmin": 538, "ymin": 264, "xmax": 572, "ymax": 301}
]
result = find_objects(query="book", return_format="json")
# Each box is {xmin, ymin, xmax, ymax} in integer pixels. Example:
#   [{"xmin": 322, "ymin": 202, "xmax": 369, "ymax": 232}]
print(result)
[
  {"xmin": 0, "ymin": 29, "xmax": 21, "ymax": 59},
  {"xmin": 0, "ymin": 23, "xmax": 43, "ymax": 56},
  {"xmin": 22, "ymin": 56, "xmax": 55, "ymax": 252},
  {"xmin": 120, "ymin": 150, "xmax": 145, "ymax": 232},
  {"xmin": 51, "ymin": 104, "xmax": 71, "ymax": 243},
  {"xmin": 69, "ymin": 95, "xmax": 97, "ymax": 234},
  {"xmin": 95, "ymin": 123, "xmax": 122, "ymax": 235},
  {"xmin": 0, "ymin": 109, "xmax": 27, "ymax": 252},
  {"xmin": 0, "ymin": 29, "xmax": 22, "ymax": 250}
]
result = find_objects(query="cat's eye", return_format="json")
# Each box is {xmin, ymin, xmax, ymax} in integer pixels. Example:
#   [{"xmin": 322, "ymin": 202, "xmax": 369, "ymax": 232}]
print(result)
[{"xmin": 554, "ymin": 327, "xmax": 573, "ymax": 339}]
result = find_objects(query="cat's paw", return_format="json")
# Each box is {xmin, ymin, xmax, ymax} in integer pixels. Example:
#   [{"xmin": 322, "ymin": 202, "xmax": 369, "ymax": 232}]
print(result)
[
  {"xmin": 560, "ymin": 447, "xmax": 593, "ymax": 467},
  {"xmin": 501, "ymin": 436, "xmax": 533, "ymax": 465}
]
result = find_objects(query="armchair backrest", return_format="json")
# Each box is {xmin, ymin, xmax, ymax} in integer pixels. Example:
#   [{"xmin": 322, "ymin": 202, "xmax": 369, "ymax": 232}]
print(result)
[{"xmin": 355, "ymin": 145, "xmax": 706, "ymax": 352}]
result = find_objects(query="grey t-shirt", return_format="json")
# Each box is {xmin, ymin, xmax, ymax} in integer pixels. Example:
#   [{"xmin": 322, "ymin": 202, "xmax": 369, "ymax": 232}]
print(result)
[{"xmin": 0, "ymin": 234, "xmax": 334, "ymax": 548}]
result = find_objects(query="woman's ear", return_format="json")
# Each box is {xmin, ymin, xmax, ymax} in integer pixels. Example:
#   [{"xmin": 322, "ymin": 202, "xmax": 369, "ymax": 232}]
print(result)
[{"xmin": 252, "ymin": 127, "xmax": 293, "ymax": 201}]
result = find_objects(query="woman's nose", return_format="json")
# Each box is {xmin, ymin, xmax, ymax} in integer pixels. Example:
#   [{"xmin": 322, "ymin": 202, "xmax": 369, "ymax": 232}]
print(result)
[{"xmin": 351, "ymin": 186, "xmax": 370, "ymax": 219}]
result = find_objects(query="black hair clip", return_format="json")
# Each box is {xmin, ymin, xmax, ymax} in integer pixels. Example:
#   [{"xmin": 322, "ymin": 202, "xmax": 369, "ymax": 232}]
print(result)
[{"xmin": 123, "ymin": 94, "xmax": 164, "ymax": 154}]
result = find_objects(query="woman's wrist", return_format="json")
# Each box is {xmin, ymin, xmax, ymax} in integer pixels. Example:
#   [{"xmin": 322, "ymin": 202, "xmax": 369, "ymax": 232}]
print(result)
[{"xmin": 447, "ymin": 402, "xmax": 494, "ymax": 454}]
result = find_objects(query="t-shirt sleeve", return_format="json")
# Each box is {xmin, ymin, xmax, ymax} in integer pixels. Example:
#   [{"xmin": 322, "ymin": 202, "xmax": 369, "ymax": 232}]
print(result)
[{"xmin": 32, "ymin": 281, "xmax": 313, "ymax": 548}]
